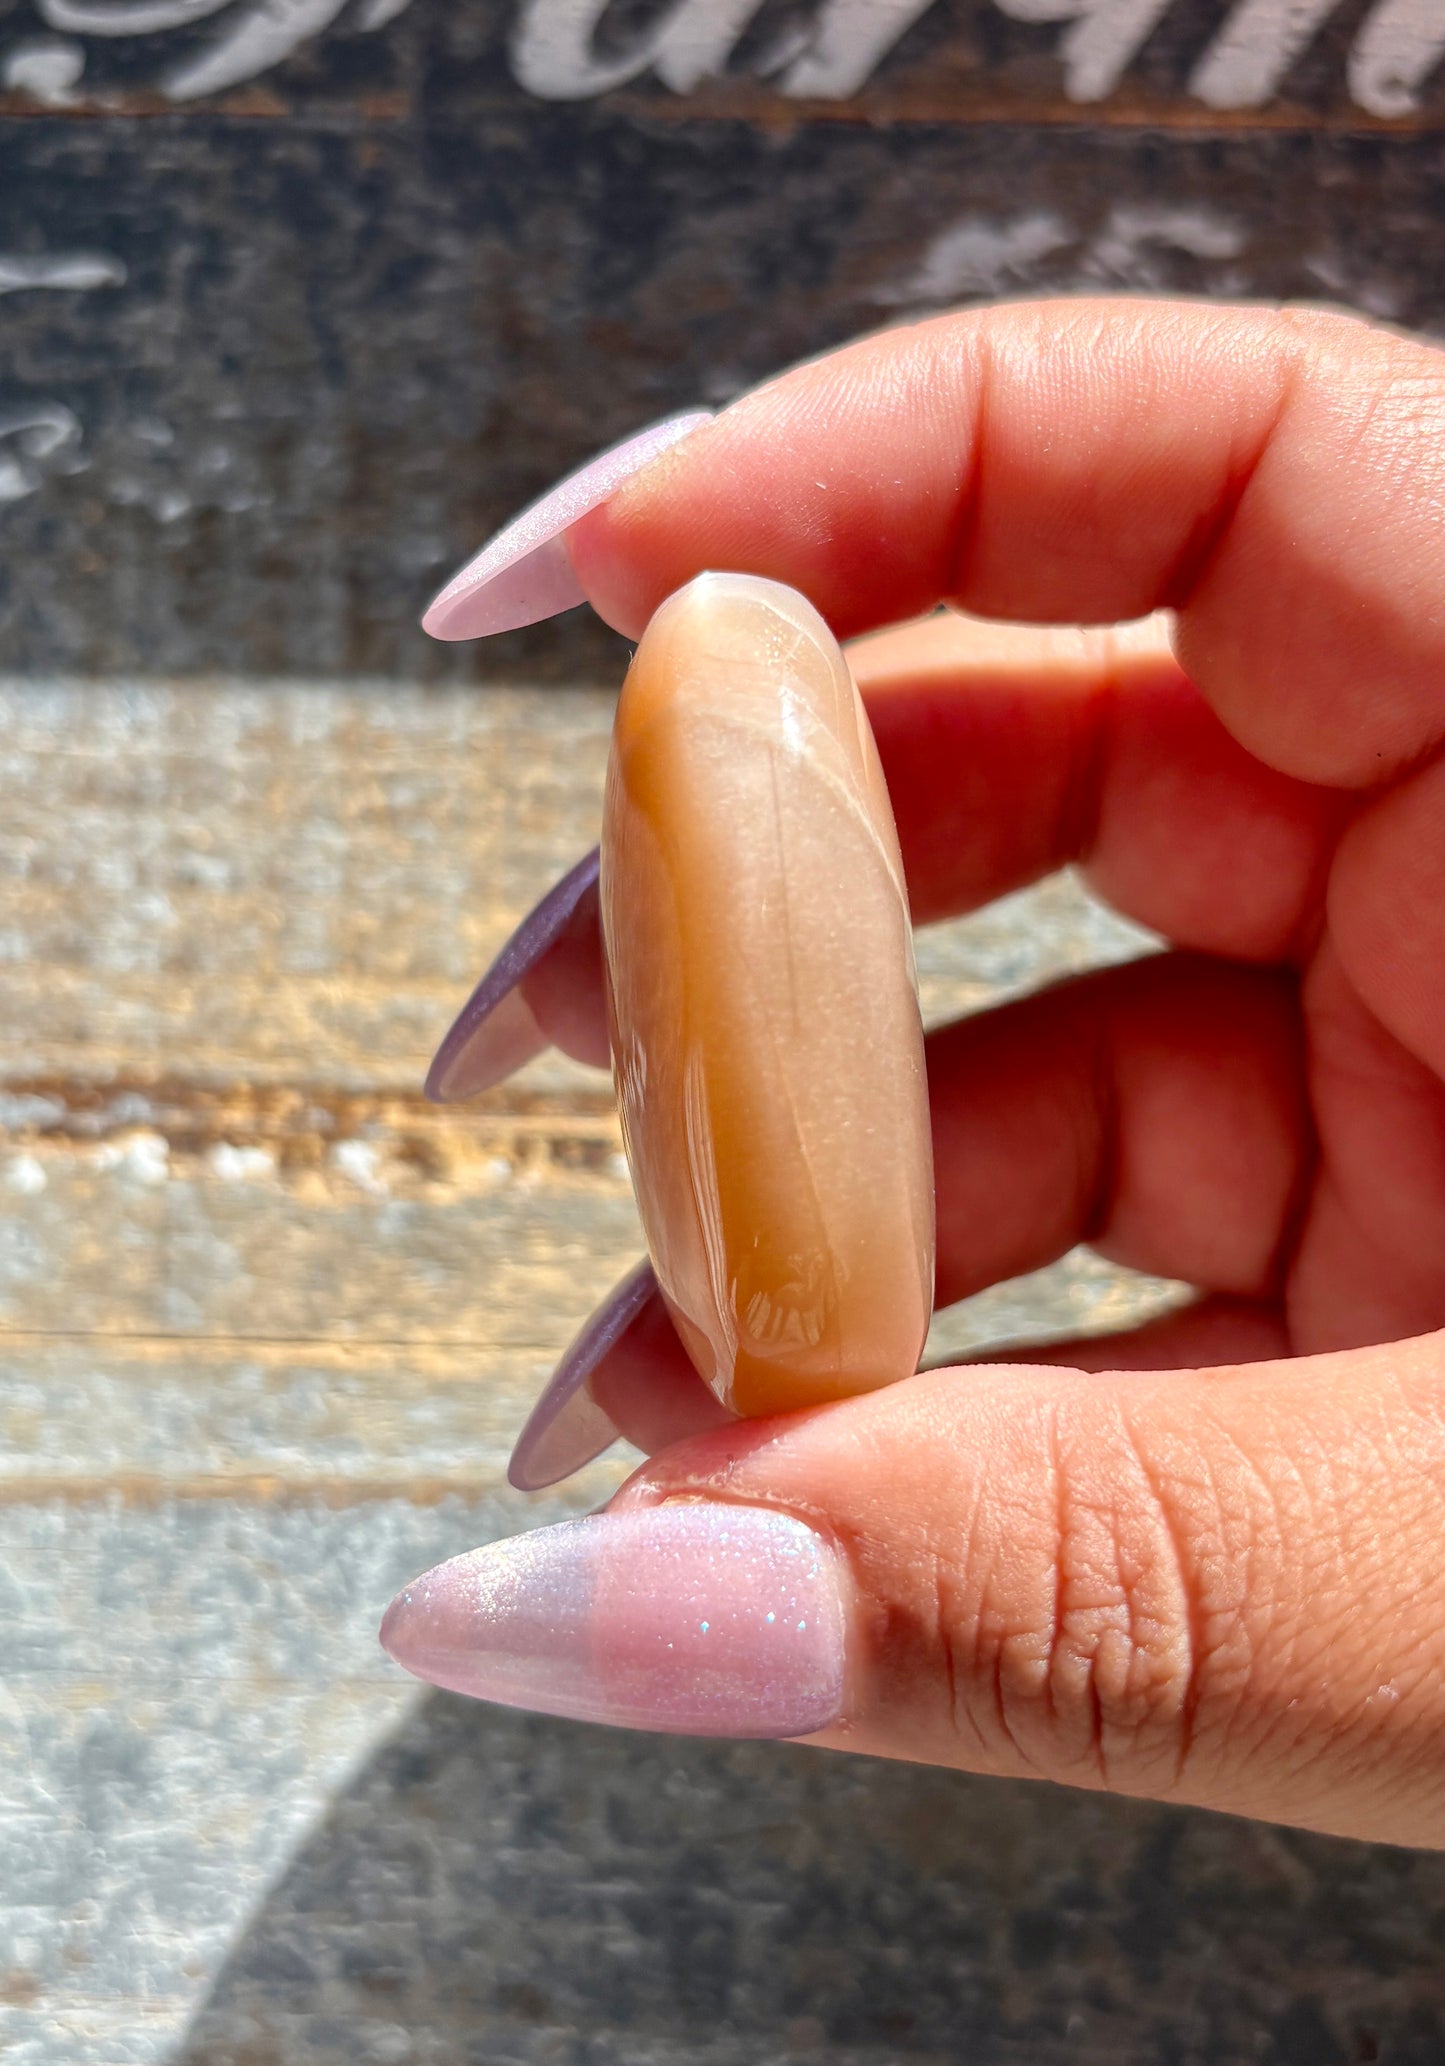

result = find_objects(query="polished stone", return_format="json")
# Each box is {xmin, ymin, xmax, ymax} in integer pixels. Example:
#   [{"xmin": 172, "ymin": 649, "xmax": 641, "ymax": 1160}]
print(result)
[{"xmin": 601, "ymin": 574, "xmax": 934, "ymax": 1418}]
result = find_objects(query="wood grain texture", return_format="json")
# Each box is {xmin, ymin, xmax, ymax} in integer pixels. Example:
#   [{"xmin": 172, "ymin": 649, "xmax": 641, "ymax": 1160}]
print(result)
[
  {"xmin": 5, "ymin": 676, "xmax": 1444, "ymax": 2066},
  {"xmin": 0, "ymin": 677, "xmax": 1169, "ymax": 1397}
]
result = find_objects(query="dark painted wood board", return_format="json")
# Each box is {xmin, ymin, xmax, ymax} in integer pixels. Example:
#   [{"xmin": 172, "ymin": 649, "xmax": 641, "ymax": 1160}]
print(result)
[
  {"xmin": 0, "ymin": 0, "xmax": 1443, "ymax": 679},
  {"xmin": 3, "ymin": 674, "xmax": 1445, "ymax": 2065}
]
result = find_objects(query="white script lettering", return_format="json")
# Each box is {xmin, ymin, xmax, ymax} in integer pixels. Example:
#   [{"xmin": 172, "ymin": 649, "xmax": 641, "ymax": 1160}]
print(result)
[
  {"xmin": 1349, "ymin": 0, "xmax": 1445, "ymax": 116},
  {"xmin": 780, "ymin": 0, "xmax": 938, "ymax": 97},
  {"xmin": 17, "ymin": 0, "xmax": 1445, "ymax": 118},
  {"xmin": 1191, "ymin": 0, "xmax": 1340, "ymax": 108},
  {"xmin": 510, "ymin": 0, "xmax": 940, "ymax": 100},
  {"xmin": 38, "ymin": 0, "xmax": 228, "ymax": 32},
  {"xmin": 512, "ymin": 0, "xmax": 774, "ymax": 100},
  {"xmin": 166, "ymin": 0, "xmax": 352, "ymax": 100},
  {"xmin": 990, "ymin": 0, "xmax": 1175, "ymax": 101}
]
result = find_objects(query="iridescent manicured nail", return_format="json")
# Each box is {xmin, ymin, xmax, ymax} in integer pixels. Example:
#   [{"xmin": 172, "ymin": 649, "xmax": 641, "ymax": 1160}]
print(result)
[
  {"xmin": 508, "ymin": 1259, "xmax": 734, "ymax": 1491},
  {"xmin": 425, "ymin": 848, "xmax": 603, "ymax": 1103},
  {"xmin": 422, "ymin": 410, "xmax": 712, "ymax": 641},
  {"xmin": 380, "ymin": 1504, "xmax": 848, "ymax": 1738}
]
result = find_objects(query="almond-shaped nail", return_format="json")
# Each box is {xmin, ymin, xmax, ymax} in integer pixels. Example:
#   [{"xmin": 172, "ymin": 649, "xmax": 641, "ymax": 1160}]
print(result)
[
  {"xmin": 380, "ymin": 1505, "xmax": 847, "ymax": 1739},
  {"xmin": 509, "ymin": 1260, "xmax": 735, "ymax": 1491},
  {"xmin": 508, "ymin": 1258, "xmax": 656, "ymax": 1491},
  {"xmin": 423, "ymin": 410, "xmax": 712, "ymax": 641},
  {"xmin": 426, "ymin": 848, "xmax": 603, "ymax": 1103}
]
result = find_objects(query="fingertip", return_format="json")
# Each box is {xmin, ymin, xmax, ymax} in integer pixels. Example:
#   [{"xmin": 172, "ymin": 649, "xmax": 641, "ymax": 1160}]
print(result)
[
  {"xmin": 564, "ymin": 502, "xmax": 656, "ymax": 641},
  {"xmin": 567, "ymin": 410, "xmax": 734, "ymax": 638}
]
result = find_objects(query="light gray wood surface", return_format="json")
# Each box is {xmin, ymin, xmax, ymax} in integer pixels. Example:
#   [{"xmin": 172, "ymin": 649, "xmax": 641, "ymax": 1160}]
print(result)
[{"xmin": 5, "ymin": 678, "xmax": 1444, "ymax": 2066}]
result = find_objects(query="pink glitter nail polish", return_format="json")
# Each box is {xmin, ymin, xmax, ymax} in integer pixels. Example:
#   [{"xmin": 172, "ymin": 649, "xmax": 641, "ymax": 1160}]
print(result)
[{"xmin": 380, "ymin": 1503, "xmax": 847, "ymax": 1739}]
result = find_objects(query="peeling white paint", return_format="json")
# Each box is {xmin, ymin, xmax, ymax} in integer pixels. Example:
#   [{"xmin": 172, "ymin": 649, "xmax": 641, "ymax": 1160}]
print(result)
[
  {"xmin": 105, "ymin": 1092, "xmax": 163, "ymax": 1128},
  {"xmin": 0, "ymin": 1095, "xmax": 65, "ymax": 1131},
  {"xmin": 4, "ymin": 1154, "xmax": 47, "ymax": 1197},
  {"xmin": 2, "ymin": 36, "xmax": 85, "ymax": 102},
  {"xmin": 508, "ymin": 0, "xmax": 1445, "ymax": 112},
  {"xmin": 97, "ymin": 1131, "xmax": 171, "ymax": 1186},
  {"xmin": 209, "ymin": 1142, "xmax": 276, "ymax": 1182},
  {"xmin": 0, "ymin": 252, "xmax": 126, "ymax": 297},
  {"xmin": 331, "ymin": 1138, "xmax": 385, "ymax": 1194},
  {"xmin": 878, "ymin": 212, "xmax": 1072, "ymax": 305},
  {"xmin": 654, "ymin": 0, "xmax": 779, "ymax": 95},
  {"xmin": 1304, "ymin": 248, "xmax": 1402, "ymax": 319},
  {"xmin": 1088, "ymin": 201, "xmax": 1247, "ymax": 280},
  {"xmin": 108, "ymin": 473, "xmax": 193, "ymax": 524},
  {"xmin": 510, "ymin": 0, "xmax": 942, "ymax": 99},
  {"xmin": 0, "ymin": 405, "xmax": 85, "ymax": 507},
  {"xmin": 513, "ymin": 0, "xmax": 706, "ymax": 98},
  {"xmin": 877, "ymin": 200, "xmax": 1246, "ymax": 308},
  {"xmin": 0, "ymin": 406, "xmax": 81, "ymax": 464}
]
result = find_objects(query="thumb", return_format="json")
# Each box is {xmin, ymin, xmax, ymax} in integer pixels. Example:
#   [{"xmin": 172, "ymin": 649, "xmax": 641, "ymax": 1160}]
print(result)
[{"xmin": 610, "ymin": 1335, "xmax": 1445, "ymax": 1848}]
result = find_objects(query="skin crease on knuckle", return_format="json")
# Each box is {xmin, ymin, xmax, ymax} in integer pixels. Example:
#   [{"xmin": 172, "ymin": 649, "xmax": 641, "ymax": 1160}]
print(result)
[{"xmin": 934, "ymin": 1398, "xmax": 1203, "ymax": 1800}]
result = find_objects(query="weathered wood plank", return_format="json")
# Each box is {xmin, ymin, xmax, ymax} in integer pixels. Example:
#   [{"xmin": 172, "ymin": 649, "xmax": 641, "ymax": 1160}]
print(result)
[
  {"xmin": 0, "ymin": 681, "xmax": 609, "ymax": 1087},
  {"xmin": 0, "ymin": 681, "xmax": 1147, "ymax": 1080},
  {"xmin": 0, "ymin": 678, "xmax": 1169, "ymax": 1429},
  {"xmin": 2, "ymin": 2, "xmax": 1445, "ymax": 680},
  {"xmin": 0, "ymin": 1503, "xmax": 493, "ymax": 2064},
  {"xmin": 0, "ymin": 674, "xmax": 1203, "ymax": 2066},
  {"xmin": 0, "ymin": 1241, "xmax": 1178, "ymax": 1502}
]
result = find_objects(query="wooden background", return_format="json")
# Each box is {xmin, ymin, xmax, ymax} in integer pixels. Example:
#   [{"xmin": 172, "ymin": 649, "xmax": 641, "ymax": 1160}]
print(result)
[
  {"xmin": 6, "ymin": 2, "xmax": 1445, "ymax": 2061},
  {"xmin": 7, "ymin": 680, "xmax": 1445, "ymax": 2066}
]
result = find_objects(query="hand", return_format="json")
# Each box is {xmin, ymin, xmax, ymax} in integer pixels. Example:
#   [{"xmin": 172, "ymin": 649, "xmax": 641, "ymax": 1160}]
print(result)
[{"xmin": 386, "ymin": 301, "xmax": 1445, "ymax": 1850}]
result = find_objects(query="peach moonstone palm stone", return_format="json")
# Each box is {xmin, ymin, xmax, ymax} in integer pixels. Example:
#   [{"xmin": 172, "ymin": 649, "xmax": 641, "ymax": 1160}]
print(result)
[{"xmin": 601, "ymin": 572, "xmax": 935, "ymax": 1418}]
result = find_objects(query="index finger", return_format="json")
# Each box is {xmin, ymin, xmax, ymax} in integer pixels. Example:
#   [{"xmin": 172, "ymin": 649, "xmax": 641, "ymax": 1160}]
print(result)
[{"xmin": 567, "ymin": 300, "xmax": 1445, "ymax": 790}]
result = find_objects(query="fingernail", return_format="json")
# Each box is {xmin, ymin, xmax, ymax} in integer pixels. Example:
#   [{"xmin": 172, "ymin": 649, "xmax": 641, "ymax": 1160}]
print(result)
[
  {"xmin": 422, "ymin": 411, "xmax": 713, "ymax": 641},
  {"xmin": 507, "ymin": 1258, "xmax": 656, "ymax": 1491},
  {"xmin": 380, "ymin": 1504, "xmax": 848, "ymax": 1739},
  {"xmin": 425, "ymin": 848, "xmax": 600, "ymax": 1102}
]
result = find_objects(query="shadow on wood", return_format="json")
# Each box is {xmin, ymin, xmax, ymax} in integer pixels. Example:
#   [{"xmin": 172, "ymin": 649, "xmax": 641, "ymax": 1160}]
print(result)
[{"xmin": 175, "ymin": 1692, "xmax": 1445, "ymax": 2065}]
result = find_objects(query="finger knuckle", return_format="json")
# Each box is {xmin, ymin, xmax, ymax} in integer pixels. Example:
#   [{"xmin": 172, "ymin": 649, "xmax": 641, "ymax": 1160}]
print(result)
[{"xmin": 961, "ymin": 1403, "xmax": 1236, "ymax": 1796}]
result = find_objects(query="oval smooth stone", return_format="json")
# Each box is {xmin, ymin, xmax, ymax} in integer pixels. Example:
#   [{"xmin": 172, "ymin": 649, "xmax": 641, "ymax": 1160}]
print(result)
[{"xmin": 601, "ymin": 571, "xmax": 934, "ymax": 1419}]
